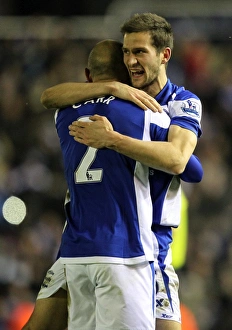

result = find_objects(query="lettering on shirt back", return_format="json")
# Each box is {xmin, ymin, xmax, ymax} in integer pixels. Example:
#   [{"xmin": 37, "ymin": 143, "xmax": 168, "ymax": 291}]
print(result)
[{"xmin": 72, "ymin": 96, "xmax": 115, "ymax": 109}]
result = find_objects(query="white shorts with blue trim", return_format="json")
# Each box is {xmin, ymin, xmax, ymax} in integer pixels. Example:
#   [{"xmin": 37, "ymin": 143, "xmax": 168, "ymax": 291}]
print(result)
[
  {"xmin": 37, "ymin": 257, "xmax": 180, "ymax": 325},
  {"xmin": 155, "ymin": 262, "xmax": 181, "ymax": 323},
  {"xmin": 37, "ymin": 258, "xmax": 66, "ymax": 299}
]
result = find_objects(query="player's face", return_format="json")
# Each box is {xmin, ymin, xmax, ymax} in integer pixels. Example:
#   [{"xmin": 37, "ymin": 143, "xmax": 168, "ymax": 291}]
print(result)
[{"xmin": 122, "ymin": 32, "xmax": 163, "ymax": 91}]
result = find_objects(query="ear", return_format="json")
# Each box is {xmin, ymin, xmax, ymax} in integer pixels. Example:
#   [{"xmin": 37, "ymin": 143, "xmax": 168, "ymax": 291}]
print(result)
[
  {"xmin": 161, "ymin": 47, "xmax": 171, "ymax": 64},
  {"xmin": 85, "ymin": 68, "xmax": 93, "ymax": 82}
]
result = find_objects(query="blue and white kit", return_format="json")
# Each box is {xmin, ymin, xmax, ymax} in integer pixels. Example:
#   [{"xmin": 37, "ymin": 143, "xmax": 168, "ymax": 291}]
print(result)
[
  {"xmin": 37, "ymin": 79, "xmax": 202, "ymax": 327},
  {"xmin": 55, "ymin": 95, "xmax": 171, "ymax": 265},
  {"xmin": 151, "ymin": 79, "xmax": 202, "ymax": 322},
  {"xmin": 55, "ymin": 93, "xmax": 172, "ymax": 329}
]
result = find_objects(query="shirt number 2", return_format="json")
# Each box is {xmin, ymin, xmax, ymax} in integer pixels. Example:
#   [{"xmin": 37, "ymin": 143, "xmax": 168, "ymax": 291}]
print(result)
[{"xmin": 74, "ymin": 116, "xmax": 103, "ymax": 184}]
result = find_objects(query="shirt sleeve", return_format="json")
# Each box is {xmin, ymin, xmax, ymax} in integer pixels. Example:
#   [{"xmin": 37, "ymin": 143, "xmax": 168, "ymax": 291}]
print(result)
[
  {"xmin": 170, "ymin": 116, "xmax": 202, "ymax": 138},
  {"xmin": 179, "ymin": 155, "xmax": 203, "ymax": 183}
]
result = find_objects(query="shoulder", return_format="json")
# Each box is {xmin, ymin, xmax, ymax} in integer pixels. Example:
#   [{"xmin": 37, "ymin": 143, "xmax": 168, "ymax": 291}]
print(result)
[
  {"xmin": 168, "ymin": 80, "xmax": 201, "ymax": 104},
  {"xmin": 174, "ymin": 88, "xmax": 201, "ymax": 103},
  {"xmin": 168, "ymin": 87, "xmax": 202, "ymax": 121},
  {"xmin": 55, "ymin": 105, "xmax": 76, "ymax": 122}
]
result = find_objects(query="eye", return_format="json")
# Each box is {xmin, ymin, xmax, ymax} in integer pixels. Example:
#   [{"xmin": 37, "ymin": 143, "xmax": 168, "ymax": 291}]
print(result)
[
  {"xmin": 136, "ymin": 49, "xmax": 145, "ymax": 54},
  {"xmin": 122, "ymin": 49, "xmax": 129, "ymax": 55}
]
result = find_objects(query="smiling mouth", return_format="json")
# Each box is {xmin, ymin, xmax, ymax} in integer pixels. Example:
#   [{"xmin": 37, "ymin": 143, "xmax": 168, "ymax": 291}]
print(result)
[{"xmin": 130, "ymin": 70, "xmax": 144, "ymax": 78}]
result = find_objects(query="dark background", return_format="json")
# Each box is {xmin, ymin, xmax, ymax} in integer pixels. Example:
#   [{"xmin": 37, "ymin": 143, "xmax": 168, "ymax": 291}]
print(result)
[{"xmin": 0, "ymin": 1, "xmax": 232, "ymax": 329}]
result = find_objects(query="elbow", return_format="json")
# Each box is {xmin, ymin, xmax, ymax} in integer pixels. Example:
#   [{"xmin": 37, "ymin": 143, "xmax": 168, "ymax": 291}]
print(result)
[
  {"xmin": 171, "ymin": 164, "xmax": 186, "ymax": 176},
  {"xmin": 151, "ymin": 157, "xmax": 186, "ymax": 176},
  {"xmin": 40, "ymin": 90, "xmax": 49, "ymax": 109},
  {"xmin": 168, "ymin": 156, "xmax": 187, "ymax": 176},
  {"xmin": 40, "ymin": 89, "xmax": 56, "ymax": 109}
]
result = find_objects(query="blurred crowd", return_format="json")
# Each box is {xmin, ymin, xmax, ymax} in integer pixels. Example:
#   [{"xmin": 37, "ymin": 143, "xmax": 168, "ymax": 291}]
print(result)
[{"xmin": 0, "ymin": 16, "xmax": 232, "ymax": 330}]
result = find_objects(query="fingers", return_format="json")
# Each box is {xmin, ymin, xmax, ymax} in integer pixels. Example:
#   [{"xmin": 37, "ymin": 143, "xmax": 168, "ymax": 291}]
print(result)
[
  {"xmin": 68, "ymin": 121, "xmax": 80, "ymax": 138},
  {"xmin": 68, "ymin": 121, "xmax": 87, "ymax": 133},
  {"xmin": 131, "ymin": 98, "xmax": 162, "ymax": 113},
  {"xmin": 142, "ymin": 98, "xmax": 162, "ymax": 113},
  {"xmin": 89, "ymin": 114, "xmax": 103, "ymax": 121},
  {"xmin": 129, "ymin": 92, "xmax": 162, "ymax": 112}
]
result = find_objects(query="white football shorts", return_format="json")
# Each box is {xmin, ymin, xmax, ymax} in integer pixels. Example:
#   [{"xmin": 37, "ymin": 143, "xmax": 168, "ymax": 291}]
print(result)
[
  {"xmin": 37, "ymin": 258, "xmax": 180, "ymax": 324},
  {"xmin": 155, "ymin": 263, "xmax": 181, "ymax": 323},
  {"xmin": 65, "ymin": 262, "xmax": 155, "ymax": 330},
  {"xmin": 37, "ymin": 258, "xmax": 66, "ymax": 299}
]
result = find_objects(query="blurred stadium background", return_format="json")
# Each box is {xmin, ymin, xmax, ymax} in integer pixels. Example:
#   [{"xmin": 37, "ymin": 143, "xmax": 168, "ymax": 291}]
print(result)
[{"xmin": 0, "ymin": 1, "xmax": 232, "ymax": 329}]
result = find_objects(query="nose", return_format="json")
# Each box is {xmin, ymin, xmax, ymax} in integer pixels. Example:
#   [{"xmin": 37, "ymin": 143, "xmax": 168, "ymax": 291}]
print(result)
[{"xmin": 124, "ymin": 53, "xmax": 138, "ymax": 67}]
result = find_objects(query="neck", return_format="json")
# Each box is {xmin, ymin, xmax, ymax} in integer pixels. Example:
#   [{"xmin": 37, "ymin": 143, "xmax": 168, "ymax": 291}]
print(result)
[{"xmin": 142, "ymin": 75, "xmax": 168, "ymax": 98}]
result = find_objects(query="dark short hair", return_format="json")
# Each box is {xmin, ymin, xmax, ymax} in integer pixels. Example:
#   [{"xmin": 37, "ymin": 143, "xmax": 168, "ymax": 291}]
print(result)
[{"xmin": 120, "ymin": 13, "xmax": 174, "ymax": 52}]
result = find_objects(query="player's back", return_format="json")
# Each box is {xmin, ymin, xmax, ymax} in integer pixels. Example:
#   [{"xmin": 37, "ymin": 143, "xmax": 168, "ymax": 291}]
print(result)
[{"xmin": 55, "ymin": 96, "xmax": 170, "ymax": 264}]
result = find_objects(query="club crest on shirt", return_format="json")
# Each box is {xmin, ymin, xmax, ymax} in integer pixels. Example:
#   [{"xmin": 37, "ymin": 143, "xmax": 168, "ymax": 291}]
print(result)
[{"xmin": 181, "ymin": 100, "xmax": 200, "ymax": 117}]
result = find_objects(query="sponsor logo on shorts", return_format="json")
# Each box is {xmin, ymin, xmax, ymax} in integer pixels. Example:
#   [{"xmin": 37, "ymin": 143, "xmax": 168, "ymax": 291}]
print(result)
[
  {"xmin": 156, "ymin": 298, "xmax": 164, "ymax": 307},
  {"xmin": 41, "ymin": 269, "xmax": 54, "ymax": 288},
  {"xmin": 161, "ymin": 313, "xmax": 173, "ymax": 319},
  {"xmin": 156, "ymin": 298, "xmax": 170, "ymax": 308}
]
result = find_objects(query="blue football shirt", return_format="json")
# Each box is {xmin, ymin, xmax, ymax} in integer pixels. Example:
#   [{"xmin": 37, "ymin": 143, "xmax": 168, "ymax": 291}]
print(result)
[{"xmin": 55, "ymin": 95, "xmax": 170, "ymax": 264}]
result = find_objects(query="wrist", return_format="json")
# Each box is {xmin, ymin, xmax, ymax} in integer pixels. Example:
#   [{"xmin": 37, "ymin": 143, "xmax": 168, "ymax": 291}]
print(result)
[
  {"xmin": 107, "ymin": 81, "xmax": 121, "ymax": 96},
  {"xmin": 105, "ymin": 130, "xmax": 123, "ymax": 150}
]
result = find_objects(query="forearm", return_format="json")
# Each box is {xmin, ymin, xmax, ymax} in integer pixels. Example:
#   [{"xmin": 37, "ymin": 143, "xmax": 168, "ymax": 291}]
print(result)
[
  {"xmin": 69, "ymin": 117, "xmax": 197, "ymax": 174},
  {"xmin": 40, "ymin": 82, "xmax": 114, "ymax": 109},
  {"xmin": 105, "ymin": 131, "xmax": 186, "ymax": 174},
  {"xmin": 41, "ymin": 81, "xmax": 162, "ymax": 111}
]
